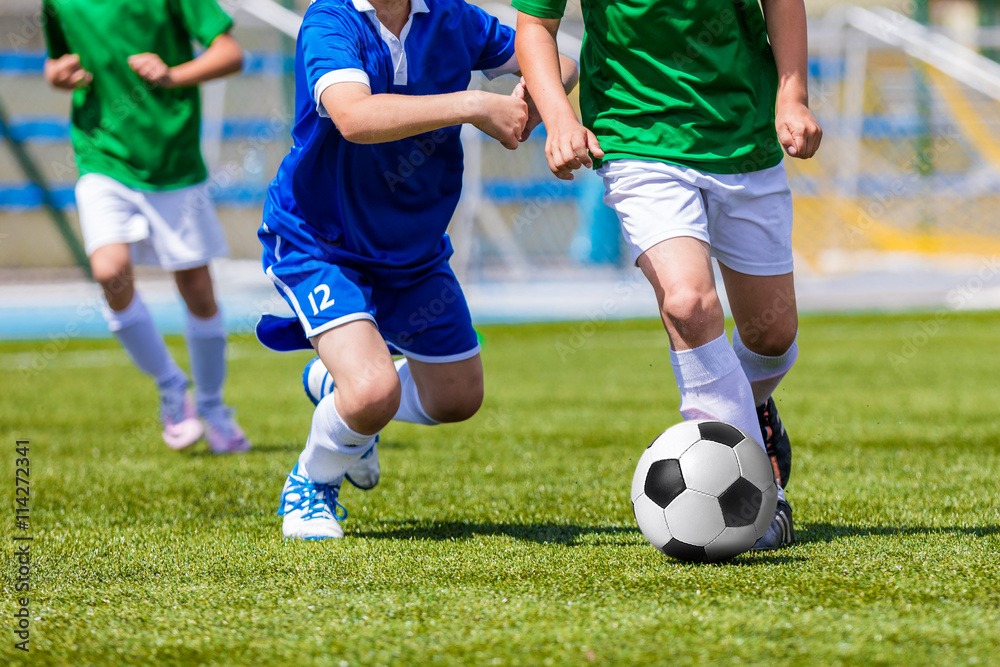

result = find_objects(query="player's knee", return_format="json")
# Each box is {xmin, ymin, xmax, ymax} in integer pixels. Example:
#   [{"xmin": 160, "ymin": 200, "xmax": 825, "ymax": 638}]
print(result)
[
  {"xmin": 340, "ymin": 374, "xmax": 401, "ymax": 431},
  {"xmin": 742, "ymin": 318, "xmax": 798, "ymax": 357},
  {"xmin": 91, "ymin": 258, "xmax": 128, "ymax": 288},
  {"xmin": 183, "ymin": 294, "xmax": 218, "ymax": 319},
  {"xmin": 662, "ymin": 288, "xmax": 721, "ymax": 337},
  {"xmin": 175, "ymin": 269, "xmax": 217, "ymax": 317},
  {"xmin": 427, "ymin": 383, "xmax": 483, "ymax": 424},
  {"xmin": 756, "ymin": 329, "xmax": 797, "ymax": 357}
]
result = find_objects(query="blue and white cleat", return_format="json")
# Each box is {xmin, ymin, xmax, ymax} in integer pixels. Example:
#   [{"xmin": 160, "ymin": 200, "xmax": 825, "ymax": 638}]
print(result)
[
  {"xmin": 345, "ymin": 438, "xmax": 380, "ymax": 490},
  {"xmin": 278, "ymin": 463, "xmax": 347, "ymax": 539},
  {"xmin": 302, "ymin": 356, "xmax": 382, "ymax": 490},
  {"xmin": 751, "ymin": 499, "xmax": 794, "ymax": 551}
]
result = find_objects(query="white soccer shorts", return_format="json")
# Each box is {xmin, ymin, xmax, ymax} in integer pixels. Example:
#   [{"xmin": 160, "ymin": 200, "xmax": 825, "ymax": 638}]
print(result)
[
  {"xmin": 598, "ymin": 159, "xmax": 794, "ymax": 276},
  {"xmin": 75, "ymin": 173, "xmax": 229, "ymax": 271}
]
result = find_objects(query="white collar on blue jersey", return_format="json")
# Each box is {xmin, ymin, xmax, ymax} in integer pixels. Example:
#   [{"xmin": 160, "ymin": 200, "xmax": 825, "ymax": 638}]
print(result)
[
  {"xmin": 351, "ymin": 0, "xmax": 430, "ymax": 18},
  {"xmin": 350, "ymin": 0, "xmax": 430, "ymax": 86}
]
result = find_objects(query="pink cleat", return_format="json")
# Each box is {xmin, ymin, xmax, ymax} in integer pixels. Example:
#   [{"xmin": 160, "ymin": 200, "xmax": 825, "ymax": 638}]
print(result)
[
  {"xmin": 160, "ymin": 389, "xmax": 204, "ymax": 450},
  {"xmin": 203, "ymin": 407, "xmax": 251, "ymax": 455}
]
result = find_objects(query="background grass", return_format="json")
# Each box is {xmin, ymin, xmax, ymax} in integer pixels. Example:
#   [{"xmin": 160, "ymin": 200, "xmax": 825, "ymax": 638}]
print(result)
[{"xmin": 1, "ymin": 312, "xmax": 999, "ymax": 665}]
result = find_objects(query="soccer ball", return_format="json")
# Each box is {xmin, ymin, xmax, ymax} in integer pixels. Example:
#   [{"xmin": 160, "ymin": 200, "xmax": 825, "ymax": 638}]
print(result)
[{"xmin": 631, "ymin": 420, "xmax": 777, "ymax": 562}]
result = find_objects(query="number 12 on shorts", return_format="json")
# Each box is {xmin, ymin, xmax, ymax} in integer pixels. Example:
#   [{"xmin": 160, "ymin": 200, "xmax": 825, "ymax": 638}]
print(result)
[{"xmin": 307, "ymin": 284, "xmax": 335, "ymax": 315}]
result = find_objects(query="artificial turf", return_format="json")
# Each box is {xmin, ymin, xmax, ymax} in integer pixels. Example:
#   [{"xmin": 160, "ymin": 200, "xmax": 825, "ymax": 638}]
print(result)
[{"xmin": 1, "ymin": 312, "xmax": 998, "ymax": 665}]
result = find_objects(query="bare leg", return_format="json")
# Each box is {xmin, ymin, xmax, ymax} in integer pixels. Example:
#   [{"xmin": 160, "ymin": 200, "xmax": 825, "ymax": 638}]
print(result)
[
  {"xmin": 718, "ymin": 266, "xmax": 797, "ymax": 356},
  {"xmin": 92, "ymin": 243, "xmax": 197, "ymax": 446},
  {"xmin": 280, "ymin": 320, "xmax": 400, "ymax": 537},
  {"xmin": 90, "ymin": 242, "xmax": 181, "ymax": 388},
  {"xmin": 174, "ymin": 265, "xmax": 218, "ymax": 318},
  {"xmin": 636, "ymin": 236, "xmax": 725, "ymax": 350},
  {"xmin": 719, "ymin": 264, "xmax": 798, "ymax": 488},
  {"xmin": 312, "ymin": 319, "xmax": 401, "ymax": 435},
  {"xmin": 90, "ymin": 243, "xmax": 135, "ymax": 311},
  {"xmin": 405, "ymin": 354, "xmax": 484, "ymax": 424},
  {"xmin": 635, "ymin": 237, "xmax": 761, "ymax": 451}
]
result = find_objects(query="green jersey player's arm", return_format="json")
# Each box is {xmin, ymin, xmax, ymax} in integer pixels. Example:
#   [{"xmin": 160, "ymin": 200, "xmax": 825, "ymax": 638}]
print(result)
[
  {"xmin": 128, "ymin": 32, "xmax": 243, "ymax": 89},
  {"xmin": 320, "ymin": 82, "xmax": 528, "ymax": 150},
  {"xmin": 514, "ymin": 13, "xmax": 603, "ymax": 180},
  {"xmin": 513, "ymin": 55, "xmax": 579, "ymax": 94},
  {"xmin": 761, "ymin": 0, "xmax": 823, "ymax": 159},
  {"xmin": 511, "ymin": 53, "xmax": 580, "ymax": 143},
  {"xmin": 42, "ymin": 2, "xmax": 91, "ymax": 91}
]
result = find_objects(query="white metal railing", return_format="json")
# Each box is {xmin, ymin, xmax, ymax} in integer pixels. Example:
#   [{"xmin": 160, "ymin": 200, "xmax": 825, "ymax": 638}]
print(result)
[{"xmin": 836, "ymin": 6, "xmax": 1000, "ymax": 101}]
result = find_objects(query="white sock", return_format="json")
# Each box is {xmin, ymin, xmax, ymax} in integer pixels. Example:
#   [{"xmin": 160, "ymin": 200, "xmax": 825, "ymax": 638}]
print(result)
[
  {"xmin": 393, "ymin": 358, "xmax": 439, "ymax": 425},
  {"xmin": 185, "ymin": 309, "xmax": 227, "ymax": 415},
  {"xmin": 297, "ymin": 395, "xmax": 377, "ymax": 484},
  {"xmin": 103, "ymin": 294, "xmax": 186, "ymax": 391},
  {"xmin": 669, "ymin": 334, "xmax": 761, "ymax": 447},
  {"xmin": 670, "ymin": 337, "xmax": 787, "ymax": 502},
  {"xmin": 733, "ymin": 328, "xmax": 798, "ymax": 407}
]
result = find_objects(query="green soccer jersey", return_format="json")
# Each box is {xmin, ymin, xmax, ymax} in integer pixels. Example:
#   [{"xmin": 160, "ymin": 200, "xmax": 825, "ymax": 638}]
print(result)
[
  {"xmin": 42, "ymin": 0, "xmax": 234, "ymax": 190},
  {"xmin": 512, "ymin": 0, "xmax": 784, "ymax": 174}
]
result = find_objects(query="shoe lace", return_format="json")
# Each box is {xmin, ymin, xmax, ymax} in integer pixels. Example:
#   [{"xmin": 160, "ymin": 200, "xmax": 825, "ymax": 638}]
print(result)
[{"xmin": 281, "ymin": 474, "xmax": 347, "ymax": 521}]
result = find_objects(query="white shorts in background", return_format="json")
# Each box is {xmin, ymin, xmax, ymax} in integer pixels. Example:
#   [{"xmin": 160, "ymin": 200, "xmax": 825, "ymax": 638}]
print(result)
[
  {"xmin": 75, "ymin": 173, "xmax": 229, "ymax": 271},
  {"xmin": 598, "ymin": 159, "xmax": 794, "ymax": 276}
]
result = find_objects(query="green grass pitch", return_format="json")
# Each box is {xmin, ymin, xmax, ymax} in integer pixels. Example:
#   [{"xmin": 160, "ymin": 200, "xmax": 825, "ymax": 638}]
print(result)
[{"xmin": 1, "ymin": 312, "xmax": 999, "ymax": 665}]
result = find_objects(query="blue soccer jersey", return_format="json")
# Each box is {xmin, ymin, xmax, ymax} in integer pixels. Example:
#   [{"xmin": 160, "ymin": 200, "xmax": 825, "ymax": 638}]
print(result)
[{"xmin": 263, "ymin": 0, "xmax": 517, "ymax": 270}]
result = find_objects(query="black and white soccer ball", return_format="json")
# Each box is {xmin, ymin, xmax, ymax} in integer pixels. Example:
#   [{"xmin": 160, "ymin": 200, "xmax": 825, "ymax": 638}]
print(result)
[{"xmin": 631, "ymin": 420, "xmax": 778, "ymax": 562}]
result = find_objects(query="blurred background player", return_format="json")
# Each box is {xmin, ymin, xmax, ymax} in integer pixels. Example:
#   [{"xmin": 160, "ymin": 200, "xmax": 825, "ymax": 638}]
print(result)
[
  {"xmin": 256, "ymin": 0, "xmax": 577, "ymax": 539},
  {"xmin": 515, "ymin": 0, "xmax": 822, "ymax": 549},
  {"xmin": 41, "ymin": 0, "xmax": 250, "ymax": 454}
]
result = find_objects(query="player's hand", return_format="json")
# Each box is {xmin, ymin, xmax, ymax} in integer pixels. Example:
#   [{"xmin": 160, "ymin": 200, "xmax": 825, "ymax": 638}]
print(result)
[
  {"xmin": 544, "ymin": 117, "xmax": 604, "ymax": 180},
  {"xmin": 776, "ymin": 101, "xmax": 822, "ymax": 159},
  {"xmin": 44, "ymin": 54, "xmax": 92, "ymax": 90},
  {"xmin": 512, "ymin": 77, "xmax": 543, "ymax": 142},
  {"xmin": 128, "ymin": 53, "xmax": 175, "ymax": 88},
  {"xmin": 471, "ymin": 91, "xmax": 528, "ymax": 150}
]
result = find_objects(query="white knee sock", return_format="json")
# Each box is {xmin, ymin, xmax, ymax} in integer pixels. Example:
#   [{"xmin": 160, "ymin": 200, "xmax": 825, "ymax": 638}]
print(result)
[
  {"xmin": 732, "ymin": 328, "xmax": 798, "ymax": 407},
  {"xmin": 103, "ymin": 294, "xmax": 186, "ymax": 391},
  {"xmin": 298, "ymin": 395, "xmax": 377, "ymax": 484},
  {"xmin": 670, "ymin": 333, "xmax": 785, "ymax": 502},
  {"xmin": 393, "ymin": 358, "xmax": 439, "ymax": 425},
  {"xmin": 669, "ymin": 333, "xmax": 763, "ymax": 451},
  {"xmin": 185, "ymin": 309, "xmax": 227, "ymax": 415}
]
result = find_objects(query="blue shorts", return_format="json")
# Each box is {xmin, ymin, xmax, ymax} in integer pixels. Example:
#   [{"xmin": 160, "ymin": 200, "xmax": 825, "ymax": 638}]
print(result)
[{"xmin": 257, "ymin": 229, "xmax": 480, "ymax": 363}]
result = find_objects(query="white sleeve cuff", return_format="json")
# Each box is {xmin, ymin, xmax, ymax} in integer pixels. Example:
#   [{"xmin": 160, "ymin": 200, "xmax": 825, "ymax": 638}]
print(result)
[
  {"xmin": 482, "ymin": 52, "xmax": 519, "ymax": 81},
  {"xmin": 314, "ymin": 69, "xmax": 371, "ymax": 118}
]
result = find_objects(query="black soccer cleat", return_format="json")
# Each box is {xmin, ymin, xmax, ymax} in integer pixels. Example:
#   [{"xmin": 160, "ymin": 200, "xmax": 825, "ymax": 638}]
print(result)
[
  {"xmin": 751, "ymin": 499, "xmax": 794, "ymax": 551},
  {"xmin": 756, "ymin": 396, "xmax": 792, "ymax": 489}
]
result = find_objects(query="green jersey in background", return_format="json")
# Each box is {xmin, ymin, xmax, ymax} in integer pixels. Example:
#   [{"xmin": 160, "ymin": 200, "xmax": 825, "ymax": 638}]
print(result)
[
  {"xmin": 511, "ymin": 0, "xmax": 784, "ymax": 174},
  {"xmin": 42, "ymin": 0, "xmax": 234, "ymax": 190}
]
